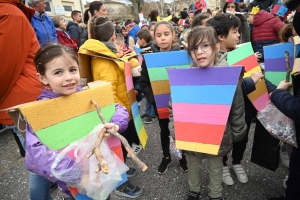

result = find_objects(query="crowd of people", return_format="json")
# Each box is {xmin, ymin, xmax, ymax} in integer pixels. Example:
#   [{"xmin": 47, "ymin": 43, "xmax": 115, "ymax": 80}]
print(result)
[{"xmin": 1, "ymin": 0, "xmax": 300, "ymax": 200}]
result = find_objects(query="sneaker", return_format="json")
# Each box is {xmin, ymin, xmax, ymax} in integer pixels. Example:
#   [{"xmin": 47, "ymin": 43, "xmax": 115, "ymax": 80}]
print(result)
[
  {"xmin": 126, "ymin": 167, "xmax": 138, "ymax": 178},
  {"xmin": 144, "ymin": 116, "xmax": 157, "ymax": 124},
  {"xmin": 209, "ymin": 197, "xmax": 225, "ymax": 200},
  {"xmin": 115, "ymin": 181, "xmax": 143, "ymax": 198},
  {"xmin": 232, "ymin": 164, "xmax": 248, "ymax": 183},
  {"xmin": 187, "ymin": 191, "xmax": 200, "ymax": 200},
  {"xmin": 158, "ymin": 157, "xmax": 172, "ymax": 174},
  {"xmin": 179, "ymin": 154, "xmax": 188, "ymax": 172},
  {"xmin": 127, "ymin": 143, "xmax": 142, "ymax": 158},
  {"xmin": 283, "ymin": 175, "xmax": 288, "ymax": 189},
  {"xmin": 141, "ymin": 113, "xmax": 148, "ymax": 118},
  {"xmin": 222, "ymin": 166, "xmax": 234, "ymax": 185},
  {"xmin": 280, "ymin": 148, "xmax": 290, "ymax": 168}
]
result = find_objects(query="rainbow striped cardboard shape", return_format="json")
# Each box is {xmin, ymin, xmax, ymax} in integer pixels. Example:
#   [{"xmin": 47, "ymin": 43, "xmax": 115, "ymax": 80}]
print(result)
[
  {"xmin": 167, "ymin": 66, "xmax": 244, "ymax": 155},
  {"xmin": 8, "ymin": 82, "xmax": 127, "ymax": 200},
  {"xmin": 143, "ymin": 50, "xmax": 191, "ymax": 119},
  {"xmin": 264, "ymin": 42, "xmax": 296, "ymax": 85},
  {"xmin": 124, "ymin": 62, "xmax": 148, "ymax": 149},
  {"xmin": 228, "ymin": 42, "xmax": 269, "ymax": 111}
]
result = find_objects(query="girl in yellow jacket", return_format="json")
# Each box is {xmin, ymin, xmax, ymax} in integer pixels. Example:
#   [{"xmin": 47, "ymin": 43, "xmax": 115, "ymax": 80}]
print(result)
[{"xmin": 79, "ymin": 16, "xmax": 143, "ymax": 199}]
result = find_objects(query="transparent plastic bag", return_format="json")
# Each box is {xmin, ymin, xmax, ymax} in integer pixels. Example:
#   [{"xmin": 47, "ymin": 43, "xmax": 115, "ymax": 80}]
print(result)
[
  {"xmin": 169, "ymin": 136, "xmax": 182, "ymax": 159},
  {"xmin": 257, "ymin": 101, "xmax": 297, "ymax": 147},
  {"xmin": 51, "ymin": 124, "xmax": 129, "ymax": 200}
]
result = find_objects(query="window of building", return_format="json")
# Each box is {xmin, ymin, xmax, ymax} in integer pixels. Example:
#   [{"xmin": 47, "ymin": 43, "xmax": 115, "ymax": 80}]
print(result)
[
  {"xmin": 63, "ymin": 5, "xmax": 72, "ymax": 12},
  {"xmin": 45, "ymin": 0, "xmax": 53, "ymax": 14}
]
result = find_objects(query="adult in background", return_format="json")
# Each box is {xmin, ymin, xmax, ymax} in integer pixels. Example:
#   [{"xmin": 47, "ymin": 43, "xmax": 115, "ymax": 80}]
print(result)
[
  {"xmin": 28, "ymin": 0, "xmax": 57, "ymax": 46},
  {"xmin": 249, "ymin": 0, "xmax": 277, "ymax": 12},
  {"xmin": 0, "ymin": 0, "xmax": 52, "ymax": 199},
  {"xmin": 125, "ymin": 19, "xmax": 140, "ymax": 49},
  {"xmin": 67, "ymin": 10, "xmax": 83, "ymax": 47},
  {"xmin": 52, "ymin": 15, "xmax": 78, "ymax": 52},
  {"xmin": 83, "ymin": 1, "xmax": 108, "ymax": 39},
  {"xmin": 148, "ymin": 9, "xmax": 158, "ymax": 22},
  {"xmin": 238, "ymin": 0, "xmax": 248, "ymax": 13}
]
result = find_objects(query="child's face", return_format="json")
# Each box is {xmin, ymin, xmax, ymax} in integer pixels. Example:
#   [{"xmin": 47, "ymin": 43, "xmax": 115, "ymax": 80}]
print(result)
[
  {"xmin": 220, "ymin": 27, "xmax": 240, "ymax": 50},
  {"xmin": 191, "ymin": 40, "xmax": 219, "ymax": 68},
  {"xmin": 115, "ymin": 43, "xmax": 124, "ymax": 55},
  {"xmin": 38, "ymin": 55, "xmax": 80, "ymax": 95},
  {"xmin": 122, "ymin": 29, "xmax": 128, "ymax": 37},
  {"xmin": 226, "ymin": 3, "xmax": 236, "ymax": 13},
  {"xmin": 149, "ymin": 25, "xmax": 155, "ymax": 39},
  {"xmin": 154, "ymin": 24, "xmax": 174, "ymax": 52},
  {"xmin": 178, "ymin": 25, "xmax": 184, "ymax": 32},
  {"xmin": 247, "ymin": 14, "xmax": 254, "ymax": 24},
  {"xmin": 137, "ymin": 38, "xmax": 146, "ymax": 47}
]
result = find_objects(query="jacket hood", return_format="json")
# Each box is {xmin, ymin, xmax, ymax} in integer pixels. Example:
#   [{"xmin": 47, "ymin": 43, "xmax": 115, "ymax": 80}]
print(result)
[
  {"xmin": 37, "ymin": 88, "xmax": 82, "ymax": 100},
  {"xmin": 1, "ymin": 0, "xmax": 35, "ymax": 21},
  {"xmin": 79, "ymin": 39, "xmax": 119, "ymax": 58},
  {"xmin": 215, "ymin": 50, "xmax": 229, "ymax": 66},
  {"xmin": 254, "ymin": 10, "xmax": 274, "ymax": 27},
  {"xmin": 150, "ymin": 42, "xmax": 181, "ymax": 52}
]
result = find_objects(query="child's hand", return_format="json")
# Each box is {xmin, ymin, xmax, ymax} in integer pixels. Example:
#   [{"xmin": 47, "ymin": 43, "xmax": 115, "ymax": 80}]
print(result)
[
  {"xmin": 254, "ymin": 52, "xmax": 262, "ymax": 61},
  {"xmin": 103, "ymin": 123, "xmax": 120, "ymax": 138},
  {"xmin": 251, "ymin": 71, "xmax": 264, "ymax": 84},
  {"xmin": 277, "ymin": 81, "xmax": 292, "ymax": 90}
]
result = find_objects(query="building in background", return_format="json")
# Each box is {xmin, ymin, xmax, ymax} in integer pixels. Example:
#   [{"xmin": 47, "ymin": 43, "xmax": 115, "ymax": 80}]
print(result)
[{"xmin": 36, "ymin": 0, "xmax": 84, "ymax": 21}]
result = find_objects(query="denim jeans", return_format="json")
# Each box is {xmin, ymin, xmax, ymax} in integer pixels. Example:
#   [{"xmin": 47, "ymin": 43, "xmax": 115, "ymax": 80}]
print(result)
[
  {"xmin": 6, "ymin": 125, "xmax": 53, "ymax": 200},
  {"xmin": 29, "ymin": 171, "xmax": 52, "ymax": 200},
  {"xmin": 145, "ymin": 100, "xmax": 155, "ymax": 117}
]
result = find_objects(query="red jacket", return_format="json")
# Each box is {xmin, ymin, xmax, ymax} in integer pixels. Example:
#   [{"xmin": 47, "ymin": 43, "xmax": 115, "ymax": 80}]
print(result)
[
  {"xmin": 56, "ymin": 30, "xmax": 78, "ymax": 52},
  {"xmin": 251, "ymin": 10, "xmax": 286, "ymax": 61},
  {"xmin": 0, "ymin": 0, "xmax": 43, "ymax": 125}
]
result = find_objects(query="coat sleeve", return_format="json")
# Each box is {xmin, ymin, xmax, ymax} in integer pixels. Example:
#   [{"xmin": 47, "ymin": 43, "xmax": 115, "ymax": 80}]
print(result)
[
  {"xmin": 271, "ymin": 89, "xmax": 300, "ymax": 124},
  {"xmin": 25, "ymin": 124, "xmax": 82, "ymax": 187},
  {"xmin": 110, "ymin": 104, "xmax": 129, "ymax": 133},
  {"xmin": 242, "ymin": 77, "xmax": 256, "ymax": 96},
  {"xmin": 229, "ymin": 85, "xmax": 247, "ymax": 142},
  {"xmin": 139, "ymin": 60, "xmax": 155, "ymax": 104},
  {"xmin": 272, "ymin": 17, "xmax": 286, "ymax": 34},
  {"xmin": 0, "ymin": 10, "xmax": 32, "ymax": 105},
  {"xmin": 265, "ymin": 78, "xmax": 277, "ymax": 93},
  {"xmin": 50, "ymin": 19, "xmax": 58, "ymax": 42}
]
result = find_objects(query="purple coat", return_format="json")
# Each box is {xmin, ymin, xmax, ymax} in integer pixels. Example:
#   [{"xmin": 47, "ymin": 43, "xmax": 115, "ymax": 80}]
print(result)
[{"xmin": 25, "ymin": 88, "xmax": 129, "ymax": 195}]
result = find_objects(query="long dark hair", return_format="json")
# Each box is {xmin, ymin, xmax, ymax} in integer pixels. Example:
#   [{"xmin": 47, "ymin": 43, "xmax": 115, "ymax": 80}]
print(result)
[
  {"xmin": 148, "ymin": 10, "xmax": 159, "ymax": 22},
  {"xmin": 83, "ymin": 1, "xmax": 104, "ymax": 24}
]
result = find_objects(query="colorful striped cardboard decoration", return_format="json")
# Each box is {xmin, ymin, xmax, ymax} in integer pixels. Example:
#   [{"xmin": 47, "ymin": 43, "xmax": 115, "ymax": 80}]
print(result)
[
  {"xmin": 143, "ymin": 50, "xmax": 191, "ymax": 119},
  {"xmin": 167, "ymin": 66, "xmax": 243, "ymax": 155},
  {"xmin": 228, "ymin": 42, "xmax": 269, "ymax": 111},
  {"xmin": 264, "ymin": 42, "xmax": 295, "ymax": 85},
  {"xmin": 19, "ymin": 83, "xmax": 127, "ymax": 199},
  {"xmin": 124, "ymin": 62, "xmax": 148, "ymax": 149}
]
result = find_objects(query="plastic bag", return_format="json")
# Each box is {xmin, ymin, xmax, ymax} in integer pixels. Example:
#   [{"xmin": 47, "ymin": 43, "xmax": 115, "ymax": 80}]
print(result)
[
  {"xmin": 257, "ymin": 101, "xmax": 297, "ymax": 147},
  {"xmin": 169, "ymin": 136, "xmax": 182, "ymax": 159},
  {"xmin": 51, "ymin": 124, "xmax": 129, "ymax": 200}
]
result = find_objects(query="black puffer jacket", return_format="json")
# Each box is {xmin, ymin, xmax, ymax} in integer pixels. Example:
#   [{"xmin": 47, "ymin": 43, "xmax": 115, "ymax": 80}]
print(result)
[{"xmin": 139, "ymin": 42, "xmax": 181, "ymax": 104}]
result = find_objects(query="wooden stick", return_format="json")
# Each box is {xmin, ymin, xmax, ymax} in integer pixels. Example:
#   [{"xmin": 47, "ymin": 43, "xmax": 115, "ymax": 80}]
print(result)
[
  {"xmin": 91, "ymin": 100, "xmax": 148, "ymax": 172},
  {"xmin": 285, "ymin": 50, "xmax": 291, "ymax": 82},
  {"xmin": 86, "ymin": 127, "xmax": 109, "ymax": 174}
]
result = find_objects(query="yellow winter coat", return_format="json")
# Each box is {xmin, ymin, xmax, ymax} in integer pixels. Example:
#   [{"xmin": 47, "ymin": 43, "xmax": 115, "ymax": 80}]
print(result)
[{"xmin": 79, "ymin": 39, "xmax": 131, "ymax": 117}]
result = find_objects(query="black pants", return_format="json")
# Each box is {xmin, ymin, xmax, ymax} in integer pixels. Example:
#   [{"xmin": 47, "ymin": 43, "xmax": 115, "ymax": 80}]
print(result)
[
  {"xmin": 223, "ymin": 120, "xmax": 251, "ymax": 166},
  {"xmin": 152, "ymin": 103, "xmax": 170, "ymax": 157},
  {"xmin": 121, "ymin": 120, "xmax": 136, "ymax": 162},
  {"xmin": 285, "ymin": 146, "xmax": 300, "ymax": 200}
]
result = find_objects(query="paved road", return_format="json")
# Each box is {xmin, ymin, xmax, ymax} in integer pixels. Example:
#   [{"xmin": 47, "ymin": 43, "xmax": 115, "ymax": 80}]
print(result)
[{"xmin": 0, "ymin": 100, "xmax": 288, "ymax": 200}]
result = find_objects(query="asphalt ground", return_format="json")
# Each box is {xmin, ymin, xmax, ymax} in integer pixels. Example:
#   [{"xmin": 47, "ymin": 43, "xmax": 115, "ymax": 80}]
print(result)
[{"xmin": 0, "ymin": 99, "xmax": 288, "ymax": 200}]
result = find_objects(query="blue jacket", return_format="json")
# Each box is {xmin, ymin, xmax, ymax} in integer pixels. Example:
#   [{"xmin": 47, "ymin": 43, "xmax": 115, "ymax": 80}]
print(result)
[
  {"xmin": 31, "ymin": 13, "xmax": 57, "ymax": 47},
  {"xmin": 127, "ymin": 25, "xmax": 140, "ymax": 46}
]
